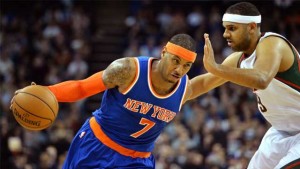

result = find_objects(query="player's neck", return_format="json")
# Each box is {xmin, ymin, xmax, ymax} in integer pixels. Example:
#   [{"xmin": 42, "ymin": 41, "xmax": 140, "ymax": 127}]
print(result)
[{"xmin": 244, "ymin": 32, "xmax": 261, "ymax": 55}]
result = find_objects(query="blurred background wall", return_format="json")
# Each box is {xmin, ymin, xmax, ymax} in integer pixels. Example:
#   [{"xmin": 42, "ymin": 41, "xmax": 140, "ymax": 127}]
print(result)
[{"xmin": 1, "ymin": 0, "xmax": 299, "ymax": 168}]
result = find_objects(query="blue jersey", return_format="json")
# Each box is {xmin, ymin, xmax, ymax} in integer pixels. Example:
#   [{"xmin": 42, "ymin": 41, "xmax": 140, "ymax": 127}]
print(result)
[{"xmin": 93, "ymin": 56, "xmax": 188, "ymax": 153}]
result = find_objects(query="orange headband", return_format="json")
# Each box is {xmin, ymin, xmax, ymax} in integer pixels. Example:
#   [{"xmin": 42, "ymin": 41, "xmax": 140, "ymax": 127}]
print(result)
[{"xmin": 165, "ymin": 42, "xmax": 197, "ymax": 62}]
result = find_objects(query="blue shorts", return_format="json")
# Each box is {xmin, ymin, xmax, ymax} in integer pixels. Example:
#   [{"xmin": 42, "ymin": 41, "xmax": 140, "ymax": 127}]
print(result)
[{"xmin": 63, "ymin": 118, "xmax": 155, "ymax": 169}]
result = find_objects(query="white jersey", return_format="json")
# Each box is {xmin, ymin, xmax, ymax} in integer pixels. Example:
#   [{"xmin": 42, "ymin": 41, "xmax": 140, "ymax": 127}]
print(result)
[{"xmin": 240, "ymin": 32, "xmax": 300, "ymax": 133}]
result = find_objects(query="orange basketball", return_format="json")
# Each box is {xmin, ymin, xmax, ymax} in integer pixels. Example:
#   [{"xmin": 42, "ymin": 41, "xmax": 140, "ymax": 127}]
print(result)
[{"xmin": 11, "ymin": 85, "xmax": 59, "ymax": 131}]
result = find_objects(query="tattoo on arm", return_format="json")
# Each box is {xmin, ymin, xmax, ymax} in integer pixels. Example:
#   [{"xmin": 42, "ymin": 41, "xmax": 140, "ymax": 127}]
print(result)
[{"xmin": 103, "ymin": 58, "xmax": 134, "ymax": 88}]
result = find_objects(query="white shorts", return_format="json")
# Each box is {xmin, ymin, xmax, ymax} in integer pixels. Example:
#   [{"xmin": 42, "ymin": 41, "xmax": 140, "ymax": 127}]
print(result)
[{"xmin": 247, "ymin": 127, "xmax": 300, "ymax": 169}]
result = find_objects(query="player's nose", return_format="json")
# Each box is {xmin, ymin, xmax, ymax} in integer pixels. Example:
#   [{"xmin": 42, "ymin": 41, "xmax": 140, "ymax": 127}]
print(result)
[
  {"xmin": 174, "ymin": 65, "xmax": 184, "ymax": 76},
  {"xmin": 223, "ymin": 30, "xmax": 230, "ymax": 39}
]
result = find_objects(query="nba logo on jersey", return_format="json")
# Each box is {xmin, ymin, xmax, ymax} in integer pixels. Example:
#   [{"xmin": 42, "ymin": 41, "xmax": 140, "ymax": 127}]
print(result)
[{"xmin": 79, "ymin": 131, "xmax": 86, "ymax": 138}]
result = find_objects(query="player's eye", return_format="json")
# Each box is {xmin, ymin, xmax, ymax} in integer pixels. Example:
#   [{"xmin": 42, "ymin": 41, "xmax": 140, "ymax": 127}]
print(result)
[
  {"xmin": 184, "ymin": 64, "xmax": 192, "ymax": 69},
  {"xmin": 228, "ymin": 26, "xmax": 235, "ymax": 31},
  {"xmin": 172, "ymin": 59, "xmax": 180, "ymax": 65}
]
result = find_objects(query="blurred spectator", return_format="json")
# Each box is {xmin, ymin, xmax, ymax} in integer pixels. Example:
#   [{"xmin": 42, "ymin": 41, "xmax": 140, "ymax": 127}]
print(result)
[
  {"xmin": 2, "ymin": 0, "xmax": 299, "ymax": 168},
  {"xmin": 66, "ymin": 52, "xmax": 88, "ymax": 80},
  {"xmin": 139, "ymin": 36, "xmax": 161, "ymax": 58}
]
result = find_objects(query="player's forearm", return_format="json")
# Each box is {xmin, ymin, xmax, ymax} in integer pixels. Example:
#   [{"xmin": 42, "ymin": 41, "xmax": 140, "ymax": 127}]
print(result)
[
  {"xmin": 48, "ymin": 71, "xmax": 107, "ymax": 102},
  {"xmin": 189, "ymin": 73, "xmax": 227, "ymax": 99},
  {"xmin": 212, "ymin": 64, "xmax": 270, "ymax": 89}
]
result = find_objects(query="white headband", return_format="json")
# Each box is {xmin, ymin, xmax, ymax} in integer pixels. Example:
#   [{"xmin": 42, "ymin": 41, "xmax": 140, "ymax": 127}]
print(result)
[{"xmin": 222, "ymin": 13, "xmax": 261, "ymax": 23}]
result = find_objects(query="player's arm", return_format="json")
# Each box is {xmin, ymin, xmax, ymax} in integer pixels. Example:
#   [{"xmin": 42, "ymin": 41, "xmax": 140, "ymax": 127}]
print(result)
[
  {"xmin": 184, "ymin": 52, "xmax": 241, "ymax": 101},
  {"xmin": 48, "ymin": 57, "xmax": 137, "ymax": 102},
  {"xmin": 203, "ymin": 34, "xmax": 284, "ymax": 89},
  {"xmin": 102, "ymin": 57, "xmax": 136, "ymax": 92}
]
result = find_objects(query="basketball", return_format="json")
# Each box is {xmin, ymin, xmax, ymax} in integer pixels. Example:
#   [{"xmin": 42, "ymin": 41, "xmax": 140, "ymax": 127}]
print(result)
[{"xmin": 11, "ymin": 85, "xmax": 59, "ymax": 131}]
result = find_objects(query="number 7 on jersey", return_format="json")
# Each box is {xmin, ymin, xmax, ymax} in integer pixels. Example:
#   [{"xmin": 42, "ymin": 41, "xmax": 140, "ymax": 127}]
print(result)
[{"xmin": 130, "ymin": 118, "xmax": 155, "ymax": 138}]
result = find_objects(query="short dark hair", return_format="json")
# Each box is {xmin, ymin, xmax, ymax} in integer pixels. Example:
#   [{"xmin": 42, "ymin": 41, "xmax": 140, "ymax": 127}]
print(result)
[
  {"xmin": 169, "ymin": 34, "xmax": 196, "ymax": 52},
  {"xmin": 226, "ymin": 2, "xmax": 260, "ymax": 16}
]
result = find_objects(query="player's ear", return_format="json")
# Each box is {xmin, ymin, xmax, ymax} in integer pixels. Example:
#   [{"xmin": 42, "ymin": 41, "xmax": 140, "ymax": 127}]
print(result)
[
  {"xmin": 248, "ymin": 22, "xmax": 257, "ymax": 34},
  {"xmin": 161, "ymin": 47, "xmax": 166, "ymax": 58}
]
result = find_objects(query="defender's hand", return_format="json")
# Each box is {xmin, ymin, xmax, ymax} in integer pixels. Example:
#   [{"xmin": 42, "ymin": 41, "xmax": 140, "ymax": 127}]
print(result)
[{"xmin": 203, "ymin": 33, "xmax": 218, "ymax": 73}]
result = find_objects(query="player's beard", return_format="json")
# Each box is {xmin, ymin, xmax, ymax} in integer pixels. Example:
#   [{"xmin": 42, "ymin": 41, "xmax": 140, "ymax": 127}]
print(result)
[
  {"xmin": 163, "ymin": 72, "xmax": 177, "ymax": 84},
  {"xmin": 231, "ymin": 35, "xmax": 251, "ymax": 52},
  {"xmin": 162, "ymin": 69, "xmax": 180, "ymax": 84}
]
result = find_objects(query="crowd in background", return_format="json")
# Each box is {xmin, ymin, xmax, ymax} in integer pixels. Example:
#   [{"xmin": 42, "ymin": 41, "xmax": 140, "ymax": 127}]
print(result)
[{"xmin": 1, "ymin": 0, "xmax": 299, "ymax": 169}]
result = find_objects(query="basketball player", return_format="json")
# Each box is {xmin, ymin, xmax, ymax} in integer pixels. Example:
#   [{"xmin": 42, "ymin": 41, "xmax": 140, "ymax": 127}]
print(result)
[
  {"xmin": 203, "ymin": 2, "xmax": 300, "ymax": 169},
  {"xmin": 12, "ymin": 34, "xmax": 234, "ymax": 168}
]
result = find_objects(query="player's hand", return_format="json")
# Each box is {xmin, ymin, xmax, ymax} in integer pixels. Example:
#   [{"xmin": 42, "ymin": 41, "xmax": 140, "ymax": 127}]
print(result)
[
  {"xmin": 10, "ymin": 90, "xmax": 20, "ymax": 111},
  {"xmin": 203, "ymin": 33, "xmax": 218, "ymax": 73},
  {"xmin": 10, "ymin": 82, "xmax": 37, "ymax": 111}
]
